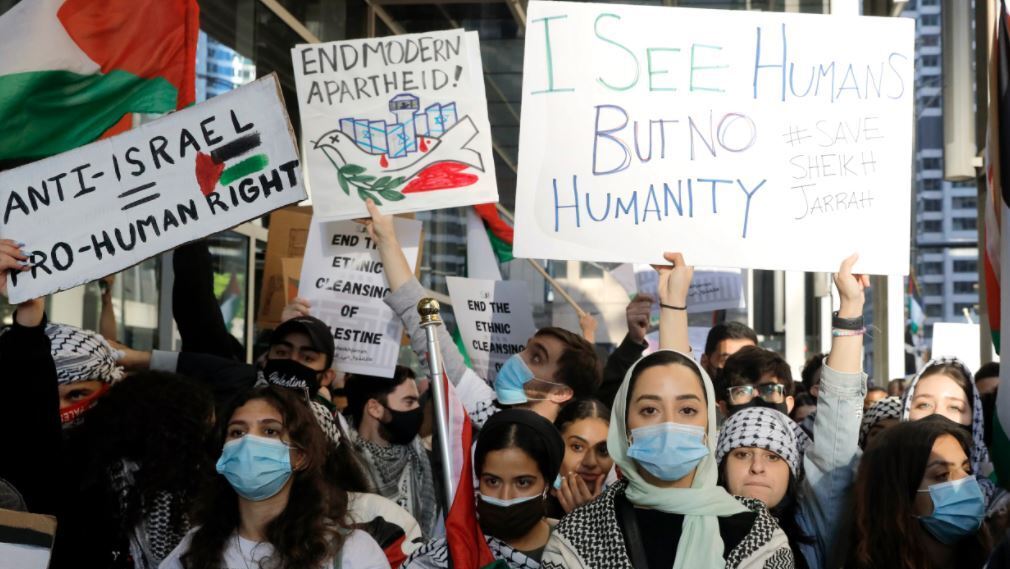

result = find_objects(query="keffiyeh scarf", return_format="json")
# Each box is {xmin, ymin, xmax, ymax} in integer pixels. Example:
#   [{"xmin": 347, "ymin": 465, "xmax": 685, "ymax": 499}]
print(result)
[
  {"xmin": 859, "ymin": 396, "xmax": 903, "ymax": 448},
  {"xmin": 110, "ymin": 459, "xmax": 190, "ymax": 569},
  {"xmin": 45, "ymin": 323, "xmax": 124, "ymax": 385},
  {"xmin": 716, "ymin": 407, "xmax": 811, "ymax": 477},
  {"xmin": 353, "ymin": 433, "xmax": 438, "ymax": 538}
]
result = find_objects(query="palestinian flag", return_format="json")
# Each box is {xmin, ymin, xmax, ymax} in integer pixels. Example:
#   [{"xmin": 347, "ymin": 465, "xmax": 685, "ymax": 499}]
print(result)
[
  {"xmin": 472, "ymin": 203, "xmax": 514, "ymax": 263},
  {"xmin": 0, "ymin": 0, "xmax": 199, "ymax": 162},
  {"xmin": 986, "ymin": 0, "xmax": 1010, "ymax": 487}
]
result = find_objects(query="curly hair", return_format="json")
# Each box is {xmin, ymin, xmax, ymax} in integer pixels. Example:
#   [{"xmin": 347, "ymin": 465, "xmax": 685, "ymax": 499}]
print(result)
[
  {"xmin": 77, "ymin": 371, "xmax": 215, "ymax": 539},
  {"xmin": 182, "ymin": 386, "xmax": 351, "ymax": 569}
]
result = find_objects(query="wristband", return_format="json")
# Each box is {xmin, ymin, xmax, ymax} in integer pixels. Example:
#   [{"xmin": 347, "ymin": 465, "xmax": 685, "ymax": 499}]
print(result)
[
  {"xmin": 831, "ymin": 328, "xmax": 865, "ymax": 337},
  {"xmin": 832, "ymin": 311, "xmax": 864, "ymax": 331},
  {"xmin": 660, "ymin": 303, "xmax": 687, "ymax": 311}
]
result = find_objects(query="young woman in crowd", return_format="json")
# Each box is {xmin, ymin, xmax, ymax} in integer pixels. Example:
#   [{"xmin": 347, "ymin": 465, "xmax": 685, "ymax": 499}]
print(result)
[
  {"xmin": 900, "ymin": 357, "xmax": 1001, "ymax": 505},
  {"xmin": 160, "ymin": 385, "xmax": 388, "ymax": 569},
  {"xmin": 402, "ymin": 408, "xmax": 566, "ymax": 569},
  {"xmin": 859, "ymin": 396, "xmax": 903, "ymax": 449},
  {"xmin": 541, "ymin": 253, "xmax": 792, "ymax": 569},
  {"xmin": 850, "ymin": 416, "xmax": 991, "ymax": 569},
  {"xmin": 548, "ymin": 398, "xmax": 613, "ymax": 517},
  {"xmin": 715, "ymin": 254, "xmax": 867, "ymax": 569}
]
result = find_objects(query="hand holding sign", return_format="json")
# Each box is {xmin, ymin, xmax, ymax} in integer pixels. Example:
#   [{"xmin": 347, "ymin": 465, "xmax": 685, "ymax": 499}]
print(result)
[
  {"xmin": 0, "ymin": 239, "xmax": 29, "ymax": 298},
  {"xmin": 834, "ymin": 253, "xmax": 870, "ymax": 319},
  {"xmin": 655, "ymin": 252, "xmax": 693, "ymax": 354}
]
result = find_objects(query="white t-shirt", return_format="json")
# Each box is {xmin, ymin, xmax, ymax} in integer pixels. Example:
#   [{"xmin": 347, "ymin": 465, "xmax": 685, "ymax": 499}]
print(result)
[{"xmin": 158, "ymin": 528, "xmax": 389, "ymax": 569}]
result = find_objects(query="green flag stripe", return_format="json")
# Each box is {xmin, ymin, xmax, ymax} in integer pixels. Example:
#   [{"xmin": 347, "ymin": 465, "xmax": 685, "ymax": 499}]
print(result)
[
  {"xmin": 0, "ymin": 69, "xmax": 179, "ymax": 160},
  {"xmin": 450, "ymin": 326, "xmax": 473, "ymax": 368},
  {"xmin": 220, "ymin": 154, "xmax": 269, "ymax": 186},
  {"xmin": 486, "ymin": 228, "xmax": 514, "ymax": 263}
]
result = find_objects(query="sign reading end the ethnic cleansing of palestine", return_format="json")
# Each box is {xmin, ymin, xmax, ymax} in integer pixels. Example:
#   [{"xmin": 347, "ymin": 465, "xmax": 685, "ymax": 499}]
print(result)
[{"xmin": 0, "ymin": 74, "xmax": 307, "ymax": 303}]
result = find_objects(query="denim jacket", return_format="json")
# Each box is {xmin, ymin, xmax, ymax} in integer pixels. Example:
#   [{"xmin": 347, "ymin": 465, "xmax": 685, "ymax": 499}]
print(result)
[{"xmin": 796, "ymin": 364, "xmax": 866, "ymax": 569}]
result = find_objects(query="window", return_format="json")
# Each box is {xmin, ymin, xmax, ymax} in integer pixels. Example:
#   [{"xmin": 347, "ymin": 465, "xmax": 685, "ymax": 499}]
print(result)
[
  {"xmin": 921, "ymin": 282, "xmax": 944, "ymax": 296},
  {"xmin": 922, "ymin": 158, "xmax": 942, "ymax": 170},
  {"xmin": 920, "ymin": 261, "xmax": 943, "ymax": 274},
  {"xmin": 921, "ymin": 220, "xmax": 942, "ymax": 232},
  {"xmin": 922, "ymin": 179, "xmax": 942, "ymax": 191},
  {"xmin": 922, "ymin": 199, "xmax": 942, "ymax": 212},
  {"xmin": 921, "ymin": 15, "xmax": 939, "ymax": 26},
  {"xmin": 920, "ymin": 35, "xmax": 940, "ymax": 47},
  {"xmin": 921, "ymin": 55, "xmax": 939, "ymax": 67},
  {"xmin": 953, "ymin": 260, "xmax": 978, "ymax": 272},
  {"xmin": 953, "ymin": 281, "xmax": 977, "ymax": 294},
  {"xmin": 952, "ymin": 196, "xmax": 977, "ymax": 210},
  {"xmin": 952, "ymin": 217, "xmax": 977, "ymax": 231},
  {"xmin": 954, "ymin": 302, "xmax": 978, "ymax": 315},
  {"xmin": 579, "ymin": 262, "xmax": 604, "ymax": 279},
  {"xmin": 926, "ymin": 303, "xmax": 943, "ymax": 317}
]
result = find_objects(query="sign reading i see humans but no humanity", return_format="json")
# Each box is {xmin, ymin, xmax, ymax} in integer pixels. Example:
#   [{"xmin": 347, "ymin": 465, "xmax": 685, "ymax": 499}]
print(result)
[
  {"xmin": 514, "ymin": 2, "xmax": 914, "ymax": 275},
  {"xmin": 446, "ymin": 277, "xmax": 537, "ymax": 384},
  {"xmin": 299, "ymin": 217, "xmax": 422, "ymax": 377},
  {"xmin": 0, "ymin": 75, "xmax": 306, "ymax": 303},
  {"xmin": 292, "ymin": 29, "xmax": 498, "ymax": 221}
]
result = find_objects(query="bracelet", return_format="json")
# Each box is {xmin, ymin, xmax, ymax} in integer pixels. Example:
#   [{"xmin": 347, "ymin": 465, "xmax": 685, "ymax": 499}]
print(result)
[
  {"xmin": 660, "ymin": 303, "xmax": 687, "ymax": 311},
  {"xmin": 831, "ymin": 327, "xmax": 865, "ymax": 337},
  {"xmin": 832, "ymin": 311, "xmax": 864, "ymax": 331}
]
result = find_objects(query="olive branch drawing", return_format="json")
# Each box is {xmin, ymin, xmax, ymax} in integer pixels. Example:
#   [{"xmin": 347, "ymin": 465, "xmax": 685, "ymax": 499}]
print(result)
[{"xmin": 335, "ymin": 164, "xmax": 406, "ymax": 205}]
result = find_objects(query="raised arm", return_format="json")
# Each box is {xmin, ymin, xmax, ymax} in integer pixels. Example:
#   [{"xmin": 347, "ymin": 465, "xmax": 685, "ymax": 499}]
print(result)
[
  {"xmin": 826, "ymin": 253, "xmax": 868, "ymax": 374},
  {"xmin": 656, "ymin": 252, "xmax": 693, "ymax": 353}
]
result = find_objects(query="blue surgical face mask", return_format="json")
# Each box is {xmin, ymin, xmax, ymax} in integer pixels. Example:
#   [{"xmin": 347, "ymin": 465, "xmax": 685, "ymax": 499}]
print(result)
[
  {"xmin": 917, "ymin": 476, "xmax": 985, "ymax": 544},
  {"xmin": 494, "ymin": 354, "xmax": 563, "ymax": 405},
  {"xmin": 627, "ymin": 422, "xmax": 709, "ymax": 482},
  {"xmin": 216, "ymin": 435, "xmax": 294, "ymax": 501}
]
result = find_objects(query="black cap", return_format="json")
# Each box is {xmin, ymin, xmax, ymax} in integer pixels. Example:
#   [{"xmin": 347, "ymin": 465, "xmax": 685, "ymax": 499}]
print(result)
[{"xmin": 270, "ymin": 316, "xmax": 335, "ymax": 368}]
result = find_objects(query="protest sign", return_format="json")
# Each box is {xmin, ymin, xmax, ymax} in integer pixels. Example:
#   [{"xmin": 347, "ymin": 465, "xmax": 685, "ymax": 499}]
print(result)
[
  {"xmin": 642, "ymin": 327, "xmax": 709, "ymax": 363},
  {"xmin": 513, "ymin": 2, "xmax": 914, "ymax": 275},
  {"xmin": 292, "ymin": 30, "xmax": 498, "ymax": 220},
  {"xmin": 634, "ymin": 265, "xmax": 746, "ymax": 323},
  {"xmin": 258, "ymin": 206, "xmax": 312, "ymax": 329},
  {"xmin": 0, "ymin": 74, "xmax": 306, "ymax": 303},
  {"xmin": 299, "ymin": 217, "xmax": 422, "ymax": 377},
  {"xmin": 446, "ymin": 276, "xmax": 538, "ymax": 383},
  {"xmin": 931, "ymin": 323, "xmax": 997, "ymax": 376}
]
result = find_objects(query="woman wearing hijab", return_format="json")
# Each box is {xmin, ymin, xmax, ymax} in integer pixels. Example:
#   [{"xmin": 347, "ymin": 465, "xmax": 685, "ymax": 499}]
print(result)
[
  {"xmin": 402, "ymin": 409, "xmax": 565, "ymax": 569},
  {"xmin": 859, "ymin": 396, "xmax": 903, "ymax": 449},
  {"xmin": 541, "ymin": 252, "xmax": 792, "ymax": 569},
  {"xmin": 900, "ymin": 357, "xmax": 1002, "ymax": 506},
  {"xmin": 715, "ymin": 254, "xmax": 868, "ymax": 569}
]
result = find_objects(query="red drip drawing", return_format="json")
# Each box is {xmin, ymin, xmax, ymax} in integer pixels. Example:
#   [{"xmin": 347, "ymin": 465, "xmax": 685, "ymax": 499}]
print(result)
[
  {"xmin": 403, "ymin": 162, "xmax": 478, "ymax": 193},
  {"xmin": 418, "ymin": 138, "xmax": 429, "ymax": 152},
  {"xmin": 195, "ymin": 152, "xmax": 224, "ymax": 196},
  {"xmin": 379, "ymin": 154, "xmax": 388, "ymax": 168}
]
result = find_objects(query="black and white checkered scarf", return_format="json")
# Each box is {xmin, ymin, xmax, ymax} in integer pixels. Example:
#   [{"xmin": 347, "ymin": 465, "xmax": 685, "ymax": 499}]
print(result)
[
  {"xmin": 858, "ymin": 396, "xmax": 903, "ymax": 448},
  {"xmin": 45, "ymin": 323, "xmax": 124, "ymax": 385},
  {"xmin": 715, "ymin": 407, "xmax": 811, "ymax": 477}
]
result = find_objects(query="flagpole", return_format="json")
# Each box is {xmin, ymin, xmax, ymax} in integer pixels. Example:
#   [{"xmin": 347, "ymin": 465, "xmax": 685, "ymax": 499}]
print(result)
[{"xmin": 417, "ymin": 298, "xmax": 457, "ymax": 516}]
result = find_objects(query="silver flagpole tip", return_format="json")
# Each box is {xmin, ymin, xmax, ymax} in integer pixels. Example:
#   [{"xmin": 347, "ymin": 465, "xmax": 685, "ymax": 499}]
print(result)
[{"xmin": 417, "ymin": 298, "xmax": 442, "ymax": 325}]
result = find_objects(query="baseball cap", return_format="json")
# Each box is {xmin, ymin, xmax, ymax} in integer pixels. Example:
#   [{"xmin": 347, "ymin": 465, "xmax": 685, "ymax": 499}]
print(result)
[{"xmin": 270, "ymin": 316, "xmax": 335, "ymax": 368}]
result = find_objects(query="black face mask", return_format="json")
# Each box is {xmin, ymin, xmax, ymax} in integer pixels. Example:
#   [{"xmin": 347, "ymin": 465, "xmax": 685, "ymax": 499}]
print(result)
[
  {"xmin": 476, "ymin": 492, "xmax": 546, "ymax": 540},
  {"xmin": 727, "ymin": 397, "xmax": 788, "ymax": 416},
  {"xmin": 261, "ymin": 359, "xmax": 322, "ymax": 398},
  {"xmin": 380, "ymin": 405, "xmax": 424, "ymax": 445}
]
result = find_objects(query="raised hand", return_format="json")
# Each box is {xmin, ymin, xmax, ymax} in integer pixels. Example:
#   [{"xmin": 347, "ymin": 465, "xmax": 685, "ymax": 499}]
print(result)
[
  {"xmin": 654, "ymin": 252, "xmax": 693, "ymax": 308},
  {"xmin": 626, "ymin": 293, "xmax": 653, "ymax": 345},
  {"xmin": 834, "ymin": 253, "xmax": 869, "ymax": 319},
  {"xmin": 282, "ymin": 297, "xmax": 312, "ymax": 322}
]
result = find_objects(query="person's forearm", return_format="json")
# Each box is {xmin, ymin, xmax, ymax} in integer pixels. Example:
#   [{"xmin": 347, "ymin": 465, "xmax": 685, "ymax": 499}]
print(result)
[
  {"xmin": 377, "ymin": 238, "xmax": 412, "ymax": 292},
  {"xmin": 99, "ymin": 297, "xmax": 117, "ymax": 342},
  {"xmin": 826, "ymin": 300, "xmax": 863, "ymax": 374},
  {"xmin": 658, "ymin": 307, "xmax": 689, "ymax": 353}
]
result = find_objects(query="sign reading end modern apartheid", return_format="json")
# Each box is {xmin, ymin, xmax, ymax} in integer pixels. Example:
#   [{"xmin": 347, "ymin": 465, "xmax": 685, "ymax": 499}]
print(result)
[
  {"xmin": 298, "ymin": 217, "xmax": 422, "ymax": 377},
  {"xmin": 0, "ymin": 74, "xmax": 306, "ymax": 303},
  {"xmin": 446, "ymin": 276, "xmax": 538, "ymax": 384},
  {"xmin": 292, "ymin": 29, "xmax": 498, "ymax": 221},
  {"xmin": 513, "ymin": 2, "xmax": 915, "ymax": 275}
]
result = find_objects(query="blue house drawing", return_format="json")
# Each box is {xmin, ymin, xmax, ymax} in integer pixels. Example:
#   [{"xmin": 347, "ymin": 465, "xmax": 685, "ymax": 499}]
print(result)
[{"xmin": 339, "ymin": 93, "xmax": 459, "ymax": 158}]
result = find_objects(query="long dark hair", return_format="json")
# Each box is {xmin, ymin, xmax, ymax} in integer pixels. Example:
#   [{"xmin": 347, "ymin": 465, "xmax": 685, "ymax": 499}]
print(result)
[
  {"xmin": 851, "ymin": 415, "xmax": 990, "ymax": 569},
  {"xmin": 181, "ymin": 386, "xmax": 350, "ymax": 569},
  {"xmin": 77, "ymin": 371, "xmax": 215, "ymax": 538}
]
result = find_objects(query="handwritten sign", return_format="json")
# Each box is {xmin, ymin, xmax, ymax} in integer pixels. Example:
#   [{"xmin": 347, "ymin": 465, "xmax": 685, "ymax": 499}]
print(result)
[
  {"xmin": 292, "ymin": 29, "xmax": 498, "ymax": 220},
  {"xmin": 513, "ymin": 2, "xmax": 914, "ymax": 275},
  {"xmin": 0, "ymin": 75, "xmax": 306, "ymax": 303},
  {"xmin": 446, "ymin": 276, "xmax": 538, "ymax": 383},
  {"xmin": 299, "ymin": 217, "xmax": 422, "ymax": 377},
  {"xmin": 634, "ymin": 265, "xmax": 745, "ymax": 323}
]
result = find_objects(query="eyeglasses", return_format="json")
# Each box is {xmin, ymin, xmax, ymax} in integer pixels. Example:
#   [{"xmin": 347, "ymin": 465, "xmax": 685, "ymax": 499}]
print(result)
[{"xmin": 727, "ymin": 383, "xmax": 786, "ymax": 405}]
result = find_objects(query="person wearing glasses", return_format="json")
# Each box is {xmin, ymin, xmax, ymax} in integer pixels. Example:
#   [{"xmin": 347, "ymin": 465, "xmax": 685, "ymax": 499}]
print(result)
[{"xmin": 719, "ymin": 347, "xmax": 797, "ymax": 417}]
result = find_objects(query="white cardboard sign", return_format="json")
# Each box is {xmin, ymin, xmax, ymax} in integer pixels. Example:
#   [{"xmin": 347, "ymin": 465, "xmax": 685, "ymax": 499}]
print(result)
[
  {"xmin": 931, "ymin": 322, "xmax": 997, "ymax": 376},
  {"xmin": 292, "ymin": 29, "xmax": 498, "ymax": 220},
  {"xmin": 0, "ymin": 75, "xmax": 306, "ymax": 303},
  {"xmin": 446, "ymin": 276, "xmax": 538, "ymax": 383},
  {"xmin": 514, "ymin": 1, "xmax": 914, "ymax": 275},
  {"xmin": 298, "ymin": 217, "xmax": 422, "ymax": 377},
  {"xmin": 634, "ymin": 265, "xmax": 745, "ymax": 323}
]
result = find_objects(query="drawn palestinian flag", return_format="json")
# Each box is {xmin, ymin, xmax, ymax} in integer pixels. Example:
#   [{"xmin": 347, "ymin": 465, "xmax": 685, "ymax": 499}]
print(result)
[
  {"xmin": 0, "ymin": 0, "xmax": 199, "ymax": 161},
  {"xmin": 194, "ymin": 131, "xmax": 268, "ymax": 196}
]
